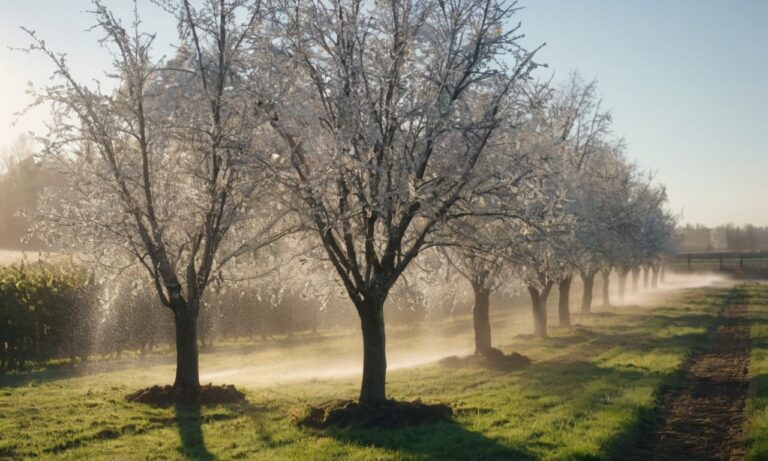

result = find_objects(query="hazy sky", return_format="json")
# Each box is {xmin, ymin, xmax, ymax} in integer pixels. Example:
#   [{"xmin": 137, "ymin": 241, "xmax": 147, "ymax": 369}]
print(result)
[{"xmin": 1, "ymin": 0, "xmax": 766, "ymax": 226}]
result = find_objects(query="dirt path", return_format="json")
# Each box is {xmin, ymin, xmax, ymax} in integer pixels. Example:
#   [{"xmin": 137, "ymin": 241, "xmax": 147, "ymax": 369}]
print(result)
[{"xmin": 620, "ymin": 291, "xmax": 751, "ymax": 460}]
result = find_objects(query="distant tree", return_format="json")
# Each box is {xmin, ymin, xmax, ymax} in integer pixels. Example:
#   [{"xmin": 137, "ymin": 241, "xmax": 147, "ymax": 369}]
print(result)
[
  {"xmin": 441, "ymin": 229, "xmax": 514, "ymax": 355},
  {"xmin": 542, "ymin": 75, "xmax": 613, "ymax": 324},
  {"xmin": 0, "ymin": 135, "xmax": 63, "ymax": 250}
]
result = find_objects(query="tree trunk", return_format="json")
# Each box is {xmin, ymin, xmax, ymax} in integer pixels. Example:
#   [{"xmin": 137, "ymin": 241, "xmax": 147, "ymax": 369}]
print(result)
[
  {"xmin": 651, "ymin": 264, "xmax": 660, "ymax": 288},
  {"xmin": 472, "ymin": 285, "xmax": 492, "ymax": 355},
  {"xmin": 631, "ymin": 267, "xmax": 641, "ymax": 292},
  {"xmin": 541, "ymin": 282, "xmax": 553, "ymax": 335},
  {"xmin": 643, "ymin": 266, "xmax": 650, "ymax": 289},
  {"xmin": 558, "ymin": 276, "xmax": 573, "ymax": 327},
  {"xmin": 286, "ymin": 303, "xmax": 293, "ymax": 338},
  {"xmin": 618, "ymin": 269, "xmax": 628, "ymax": 301},
  {"xmin": 601, "ymin": 268, "xmax": 611, "ymax": 307},
  {"xmin": 173, "ymin": 305, "xmax": 200, "ymax": 395},
  {"xmin": 359, "ymin": 298, "xmax": 387, "ymax": 404},
  {"xmin": 260, "ymin": 307, "xmax": 269, "ymax": 341},
  {"xmin": 581, "ymin": 271, "xmax": 595, "ymax": 314},
  {"xmin": 528, "ymin": 282, "xmax": 552, "ymax": 339},
  {"xmin": 660, "ymin": 264, "xmax": 666, "ymax": 283}
]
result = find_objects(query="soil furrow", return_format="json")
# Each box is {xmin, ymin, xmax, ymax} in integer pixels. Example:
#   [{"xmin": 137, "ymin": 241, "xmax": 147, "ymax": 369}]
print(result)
[{"xmin": 620, "ymin": 295, "xmax": 751, "ymax": 460}]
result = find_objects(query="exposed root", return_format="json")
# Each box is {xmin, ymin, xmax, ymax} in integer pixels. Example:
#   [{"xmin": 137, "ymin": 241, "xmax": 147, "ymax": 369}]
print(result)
[
  {"xmin": 126, "ymin": 384, "xmax": 245, "ymax": 406},
  {"xmin": 292, "ymin": 399, "xmax": 452, "ymax": 429}
]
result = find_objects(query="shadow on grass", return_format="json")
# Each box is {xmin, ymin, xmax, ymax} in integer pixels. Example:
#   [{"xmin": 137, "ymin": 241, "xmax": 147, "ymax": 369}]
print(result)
[
  {"xmin": 175, "ymin": 404, "xmax": 215, "ymax": 461},
  {"xmin": 507, "ymin": 312, "xmax": 715, "ymax": 368},
  {"xmin": 325, "ymin": 419, "xmax": 536, "ymax": 461},
  {"xmin": 602, "ymin": 285, "xmax": 749, "ymax": 460},
  {"xmin": 322, "ymin": 362, "xmax": 660, "ymax": 460},
  {"xmin": 598, "ymin": 368, "xmax": 688, "ymax": 460}
]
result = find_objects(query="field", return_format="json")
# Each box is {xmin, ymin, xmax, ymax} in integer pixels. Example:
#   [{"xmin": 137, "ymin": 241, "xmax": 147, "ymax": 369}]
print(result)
[{"xmin": 1, "ymin": 279, "xmax": 767, "ymax": 460}]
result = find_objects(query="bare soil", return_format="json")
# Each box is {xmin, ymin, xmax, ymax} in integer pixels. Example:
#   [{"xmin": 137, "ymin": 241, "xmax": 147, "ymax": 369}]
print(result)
[
  {"xmin": 619, "ymin": 301, "xmax": 751, "ymax": 460},
  {"xmin": 126, "ymin": 384, "xmax": 245, "ymax": 406},
  {"xmin": 292, "ymin": 399, "xmax": 453, "ymax": 429}
]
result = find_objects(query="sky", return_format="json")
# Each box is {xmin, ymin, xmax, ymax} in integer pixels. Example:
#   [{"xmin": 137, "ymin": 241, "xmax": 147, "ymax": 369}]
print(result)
[{"xmin": 0, "ymin": 0, "xmax": 766, "ymax": 226}]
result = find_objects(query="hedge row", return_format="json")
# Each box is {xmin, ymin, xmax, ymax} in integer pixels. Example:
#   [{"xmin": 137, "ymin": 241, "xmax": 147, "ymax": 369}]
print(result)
[{"xmin": 0, "ymin": 260, "xmax": 98, "ymax": 371}]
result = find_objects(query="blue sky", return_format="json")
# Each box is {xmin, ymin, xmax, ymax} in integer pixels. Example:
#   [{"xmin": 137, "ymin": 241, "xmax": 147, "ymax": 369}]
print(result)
[
  {"xmin": 517, "ymin": 0, "xmax": 768, "ymax": 226},
  {"xmin": 1, "ymin": 0, "xmax": 766, "ymax": 226}
]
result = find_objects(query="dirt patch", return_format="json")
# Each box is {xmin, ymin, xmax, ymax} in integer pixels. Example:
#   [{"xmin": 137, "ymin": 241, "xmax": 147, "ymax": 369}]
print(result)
[
  {"xmin": 438, "ymin": 348, "xmax": 530, "ymax": 371},
  {"xmin": 292, "ymin": 399, "xmax": 452, "ymax": 429},
  {"xmin": 126, "ymin": 384, "xmax": 245, "ymax": 406},
  {"xmin": 618, "ymin": 295, "xmax": 751, "ymax": 460}
]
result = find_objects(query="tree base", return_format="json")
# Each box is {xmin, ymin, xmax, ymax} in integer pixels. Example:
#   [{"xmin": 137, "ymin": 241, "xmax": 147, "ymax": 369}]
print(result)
[
  {"xmin": 126, "ymin": 384, "xmax": 245, "ymax": 406},
  {"xmin": 292, "ymin": 399, "xmax": 452, "ymax": 429},
  {"xmin": 438, "ymin": 347, "xmax": 530, "ymax": 371}
]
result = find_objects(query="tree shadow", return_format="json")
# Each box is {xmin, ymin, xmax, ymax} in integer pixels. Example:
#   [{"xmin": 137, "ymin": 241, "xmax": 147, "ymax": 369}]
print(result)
[
  {"xmin": 324, "ymin": 419, "xmax": 536, "ymax": 461},
  {"xmin": 175, "ymin": 404, "xmax": 216, "ymax": 461},
  {"xmin": 505, "ymin": 311, "xmax": 715, "ymax": 368}
]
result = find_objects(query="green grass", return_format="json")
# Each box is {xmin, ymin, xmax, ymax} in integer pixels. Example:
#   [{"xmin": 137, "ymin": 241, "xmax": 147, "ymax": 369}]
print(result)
[
  {"xmin": 0, "ymin": 285, "xmax": 761, "ymax": 460},
  {"xmin": 746, "ymin": 283, "xmax": 768, "ymax": 460}
]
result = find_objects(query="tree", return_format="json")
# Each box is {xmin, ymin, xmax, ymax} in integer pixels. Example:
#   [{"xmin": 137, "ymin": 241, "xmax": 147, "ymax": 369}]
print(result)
[
  {"xmin": 545, "ymin": 75, "xmax": 612, "ymax": 323},
  {"xmin": 431, "ymin": 87, "xmax": 549, "ymax": 354},
  {"xmin": 572, "ymin": 143, "xmax": 638, "ymax": 311},
  {"xmin": 630, "ymin": 176, "xmax": 677, "ymax": 287},
  {"xmin": 265, "ymin": 0, "xmax": 537, "ymax": 403},
  {"xmin": 0, "ymin": 135, "xmax": 65, "ymax": 250},
  {"xmin": 24, "ymin": 0, "xmax": 279, "ymax": 396},
  {"xmin": 442, "ymin": 236, "xmax": 510, "ymax": 356},
  {"xmin": 502, "ymin": 81, "xmax": 582, "ymax": 338}
]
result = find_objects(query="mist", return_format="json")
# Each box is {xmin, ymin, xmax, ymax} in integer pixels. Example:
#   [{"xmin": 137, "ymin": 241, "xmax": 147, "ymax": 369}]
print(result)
[{"xmin": 188, "ymin": 271, "xmax": 732, "ymax": 390}]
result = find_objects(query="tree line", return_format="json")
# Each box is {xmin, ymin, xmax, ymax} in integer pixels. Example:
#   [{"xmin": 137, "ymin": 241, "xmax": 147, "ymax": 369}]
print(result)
[
  {"xmin": 677, "ymin": 223, "xmax": 768, "ymax": 252},
  {"xmin": 12, "ymin": 0, "xmax": 676, "ymax": 404},
  {"xmin": 0, "ymin": 136, "xmax": 64, "ymax": 250}
]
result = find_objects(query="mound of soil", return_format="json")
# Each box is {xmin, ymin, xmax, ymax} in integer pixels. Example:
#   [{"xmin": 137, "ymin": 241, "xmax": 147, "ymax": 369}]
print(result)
[
  {"xmin": 513, "ymin": 333, "xmax": 538, "ymax": 340},
  {"xmin": 126, "ymin": 384, "xmax": 245, "ymax": 406},
  {"xmin": 292, "ymin": 399, "xmax": 452, "ymax": 429},
  {"xmin": 439, "ymin": 348, "xmax": 530, "ymax": 371},
  {"xmin": 571, "ymin": 327, "xmax": 599, "ymax": 338}
]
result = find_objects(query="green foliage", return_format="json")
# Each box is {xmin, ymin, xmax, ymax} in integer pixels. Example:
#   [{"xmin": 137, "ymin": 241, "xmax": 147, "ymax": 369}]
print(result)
[{"xmin": 0, "ymin": 259, "xmax": 98, "ymax": 370}]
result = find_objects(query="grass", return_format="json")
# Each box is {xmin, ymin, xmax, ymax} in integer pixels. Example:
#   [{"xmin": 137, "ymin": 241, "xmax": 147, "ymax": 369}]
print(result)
[
  {"xmin": 0, "ymin": 283, "xmax": 763, "ymax": 460},
  {"xmin": 746, "ymin": 283, "xmax": 768, "ymax": 460}
]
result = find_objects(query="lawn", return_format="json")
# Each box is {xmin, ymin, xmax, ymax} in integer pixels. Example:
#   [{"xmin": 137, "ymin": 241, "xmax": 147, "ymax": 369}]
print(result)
[
  {"xmin": 746, "ymin": 283, "xmax": 768, "ymax": 460},
  {"xmin": 0, "ymin": 283, "xmax": 763, "ymax": 460}
]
